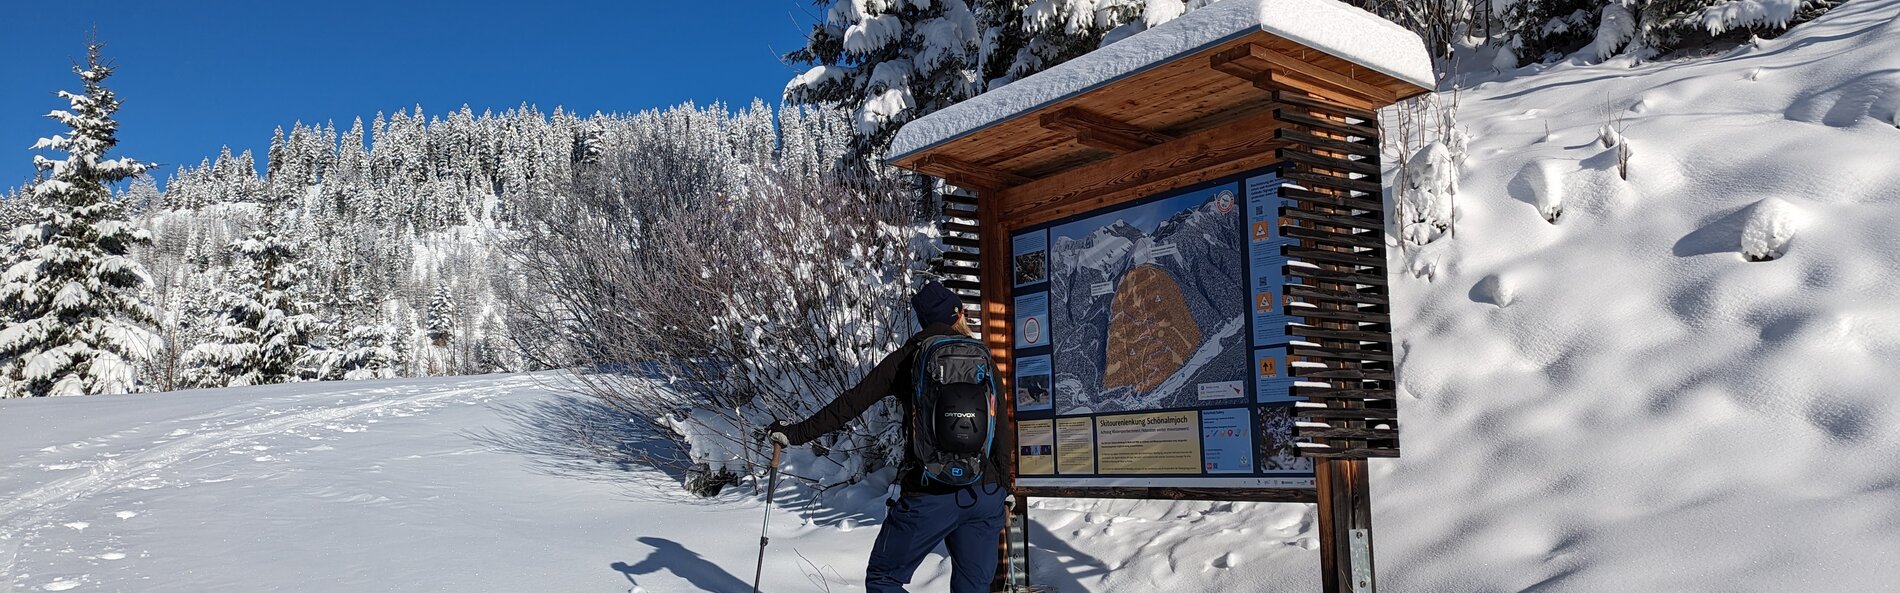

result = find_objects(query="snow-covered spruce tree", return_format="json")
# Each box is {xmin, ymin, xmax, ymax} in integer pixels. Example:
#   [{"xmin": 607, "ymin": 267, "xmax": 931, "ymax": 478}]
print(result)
[
  {"xmin": 0, "ymin": 42, "xmax": 160, "ymax": 398},
  {"xmin": 331, "ymin": 319, "xmax": 401, "ymax": 381},
  {"xmin": 1503, "ymin": 0, "xmax": 1836, "ymax": 64},
  {"xmin": 785, "ymin": 0, "xmax": 982, "ymax": 166},
  {"xmin": 424, "ymin": 284, "xmax": 455, "ymax": 347},
  {"xmin": 179, "ymin": 231, "xmax": 320, "ymax": 388},
  {"xmin": 978, "ymin": 0, "xmax": 1145, "ymax": 87}
]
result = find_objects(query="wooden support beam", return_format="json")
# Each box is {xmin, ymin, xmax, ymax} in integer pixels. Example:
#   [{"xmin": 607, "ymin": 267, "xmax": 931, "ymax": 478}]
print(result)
[
  {"xmin": 996, "ymin": 109, "xmax": 1292, "ymax": 228},
  {"xmin": 1211, "ymin": 43, "xmax": 1396, "ymax": 111},
  {"xmin": 916, "ymin": 154, "xmax": 1033, "ymax": 192},
  {"xmin": 1038, "ymin": 107, "xmax": 1175, "ymax": 154}
]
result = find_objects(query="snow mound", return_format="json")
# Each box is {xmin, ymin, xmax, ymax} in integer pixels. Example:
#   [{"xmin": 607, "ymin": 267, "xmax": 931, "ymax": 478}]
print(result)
[{"xmin": 888, "ymin": 0, "xmax": 1433, "ymax": 159}]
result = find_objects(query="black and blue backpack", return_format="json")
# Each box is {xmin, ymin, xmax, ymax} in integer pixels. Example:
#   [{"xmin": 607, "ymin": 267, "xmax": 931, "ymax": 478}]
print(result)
[{"xmin": 909, "ymin": 335, "xmax": 999, "ymax": 486}]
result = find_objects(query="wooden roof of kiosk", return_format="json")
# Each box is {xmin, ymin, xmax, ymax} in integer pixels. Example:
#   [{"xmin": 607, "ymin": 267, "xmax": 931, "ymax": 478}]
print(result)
[{"xmin": 888, "ymin": 0, "xmax": 1433, "ymax": 231}]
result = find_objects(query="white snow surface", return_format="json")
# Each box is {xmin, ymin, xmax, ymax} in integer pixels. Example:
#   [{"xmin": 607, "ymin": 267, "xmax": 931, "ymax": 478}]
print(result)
[
  {"xmin": 0, "ymin": 374, "xmax": 1323, "ymax": 593},
  {"xmin": 887, "ymin": 0, "xmax": 1434, "ymax": 159},
  {"xmin": 1378, "ymin": 0, "xmax": 1900, "ymax": 590}
]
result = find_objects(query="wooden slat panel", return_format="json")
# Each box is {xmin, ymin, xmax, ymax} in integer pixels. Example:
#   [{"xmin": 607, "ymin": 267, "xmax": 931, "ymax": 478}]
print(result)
[
  {"xmin": 1289, "ymin": 346, "xmax": 1394, "ymax": 363},
  {"xmin": 1285, "ymin": 283, "xmax": 1388, "ymax": 305},
  {"xmin": 942, "ymin": 221, "xmax": 981, "ymax": 234},
  {"xmin": 1271, "ymin": 90, "xmax": 1377, "ymax": 121},
  {"xmin": 1294, "ymin": 387, "xmax": 1396, "ymax": 400},
  {"xmin": 1284, "ymin": 171, "xmax": 1383, "ymax": 195},
  {"xmin": 1298, "ymin": 426, "xmax": 1399, "ymax": 440},
  {"xmin": 1300, "ymin": 448, "xmax": 1401, "ymax": 459},
  {"xmin": 941, "ymin": 278, "xmax": 981, "ymax": 292},
  {"xmin": 1283, "ymin": 225, "xmax": 1384, "ymax": 250},
  {"xmin": 1297, "ymin": 407, "xmax": 1398, "ymax": 420},
  {"xmin": 1274, "ymin": 129, "xmax": 1378, "ymax": 159},
  {"xmin": 1277, "ymin": 148, "xmax": 1380, "ymax": 175},
  {"xmin": 1286, "ymin": 245, "xmax": 1385, "ymax": 268},
  {"xmin": 1281, "ymin": 207, "xmax": 1385, "ymax": 232},
  {"xmin": 1286, "ymin": 307, "xmax": 1392, "ymax": 326},
  {"xmin": 1289, "ymin": 325, "xmax": 1394, "ymax": 343},
  {"xmin": 1279, "ymin": 185, "xmax": 1383, "ymax": 212},
  {"xmin": 1275, "ymin": 109, "xmax": 1381, "ymax": 140},
  {"xmin": 1283, "ymin": 265, "xmax": 1388, "ymax": 287},
  {"xmin": 1294, "ymin": 367, "xmax": 1396, "ymax": 381}
]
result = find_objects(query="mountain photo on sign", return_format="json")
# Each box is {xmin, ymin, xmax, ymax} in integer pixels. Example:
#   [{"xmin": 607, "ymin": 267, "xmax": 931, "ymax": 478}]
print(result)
[{"xmin": 1048, "ymin": 185, "xmax": 1247, "ymax": 415}]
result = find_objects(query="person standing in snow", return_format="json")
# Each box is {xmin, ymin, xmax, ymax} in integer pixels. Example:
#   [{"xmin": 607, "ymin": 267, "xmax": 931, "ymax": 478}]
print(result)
[{"xmin": 768, "ymin": 280, "xmax": 1013, "ymax": 593}]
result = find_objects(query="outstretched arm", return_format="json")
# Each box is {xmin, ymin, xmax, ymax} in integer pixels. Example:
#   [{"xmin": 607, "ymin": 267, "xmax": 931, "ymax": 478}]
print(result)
[{"xmin": 778, "ymin": 343, "xmax": 914, "ymax": 446}]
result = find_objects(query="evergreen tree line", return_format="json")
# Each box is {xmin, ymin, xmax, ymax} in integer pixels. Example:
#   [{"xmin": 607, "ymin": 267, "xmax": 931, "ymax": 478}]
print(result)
[
  {"xmin": 787, "ymin": 0, "xmax": 1838, "ymax": 164},
  {"xmin": 1, "ymin": 41, "xmax": 859, "ymax": 397}
]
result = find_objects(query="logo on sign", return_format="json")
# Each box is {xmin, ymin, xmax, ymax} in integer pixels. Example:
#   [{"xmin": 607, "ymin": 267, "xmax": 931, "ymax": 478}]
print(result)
[
  {"xmin": 1216, "ymin": 190, "xmax": 1236, "ymax": 214},
  {"xmin": 1024, "ymin": 317, "xmax": 1042, "ymax": 344}
]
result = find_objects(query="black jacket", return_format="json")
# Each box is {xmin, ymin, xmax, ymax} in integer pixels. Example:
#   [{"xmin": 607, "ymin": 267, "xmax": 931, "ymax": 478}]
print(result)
[{"xmin": 779, "ymin": 322, "xmax": 1012, "ymax": 495}]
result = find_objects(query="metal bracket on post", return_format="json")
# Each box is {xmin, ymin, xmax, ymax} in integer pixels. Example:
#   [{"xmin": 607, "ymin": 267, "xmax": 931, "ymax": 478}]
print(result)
[{"xmin": 1349, "ymin": 528, "xmax": 1373, "ymax": 593}]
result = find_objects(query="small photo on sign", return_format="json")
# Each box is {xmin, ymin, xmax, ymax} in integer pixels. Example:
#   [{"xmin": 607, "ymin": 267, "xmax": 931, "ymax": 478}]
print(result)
[
  {"xmin": 1015, "ymin": 355, "xmax": 1053, "ymax": 412},
  {"xmin": 1013, "ymin": 229, "xmax": 1050, "ymax": 287},
  {"xmin": 1257, "ymin": 405, "xmax": 1314, "ymax": 472}
]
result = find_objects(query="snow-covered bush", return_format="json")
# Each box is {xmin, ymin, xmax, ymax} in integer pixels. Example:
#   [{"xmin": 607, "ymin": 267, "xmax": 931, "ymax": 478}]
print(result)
[
  {"xmin": 1740, "ymin": 197, "xmax": 1802, "ymax": 261},
  {"xmin": 1402, "ymin": 142, "xmax": 1458, "ymax": 245},
  {"xmin": 1387, "ymin": 90, "xmax": 1467, "ymax": 248},
  {"xmin": 507, "ymin": 163, "xmax": 927, "ymax": 493}
]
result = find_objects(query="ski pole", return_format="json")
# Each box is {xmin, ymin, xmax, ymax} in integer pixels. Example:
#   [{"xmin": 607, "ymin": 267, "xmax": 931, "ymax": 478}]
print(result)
[{"xmin": 751, "ymin": 442, "xmax": 783, "ymax": 593}]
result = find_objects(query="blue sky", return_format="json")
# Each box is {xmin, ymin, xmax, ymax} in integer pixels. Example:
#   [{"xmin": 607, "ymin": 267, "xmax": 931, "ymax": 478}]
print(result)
[{"xmin": 0, "ymin": 0, "xmax": 819, "ymax": 188}]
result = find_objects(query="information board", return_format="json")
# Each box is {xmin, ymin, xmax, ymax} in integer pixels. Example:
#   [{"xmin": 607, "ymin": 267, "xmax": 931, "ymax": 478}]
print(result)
[{"xmin": 1011, "ymin": 166, "xmax": 1315, "ymax": 489}]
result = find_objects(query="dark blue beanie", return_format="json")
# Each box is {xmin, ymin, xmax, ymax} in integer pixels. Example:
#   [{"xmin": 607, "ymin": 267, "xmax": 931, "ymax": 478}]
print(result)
[{"xmin": 912, "ymin": 281, "xmax": 962, "ymax": 328}]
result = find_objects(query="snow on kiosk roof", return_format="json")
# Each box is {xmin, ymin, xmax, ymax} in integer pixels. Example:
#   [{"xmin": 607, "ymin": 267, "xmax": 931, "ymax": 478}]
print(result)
[{"xmin": 888, "ymin": 0, "xmax": 1432, "ymax": 216}]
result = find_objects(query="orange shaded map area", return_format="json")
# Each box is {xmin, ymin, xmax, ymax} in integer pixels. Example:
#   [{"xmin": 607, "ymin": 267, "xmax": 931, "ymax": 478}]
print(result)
[{"xmin": 1102, "ymin": 265, "xmax": 1202, "ymax": 393}]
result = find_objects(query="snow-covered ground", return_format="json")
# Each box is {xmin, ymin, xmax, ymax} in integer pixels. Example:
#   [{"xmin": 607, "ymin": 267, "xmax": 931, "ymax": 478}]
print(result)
[
  {"xmin": 1374, "ymin": 0, "xmax": 1900, "ymax": 590},
  {"xmin": 5, "ymin": 1, "xmax": 1900, "ymax": 592},
  {"xmin": 0, "ymin": 374, "xmax": 872, "ymax": 593},
  {"xmin": 0, "ymin": 374, "xmax": 1316, "ymax": 593}
]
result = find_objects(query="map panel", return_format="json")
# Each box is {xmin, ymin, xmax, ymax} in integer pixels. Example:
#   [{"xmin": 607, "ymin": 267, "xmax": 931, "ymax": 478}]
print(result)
[{"xmin": 1046, "ymin": 184, "xmax": 1247, "ymax": 415}]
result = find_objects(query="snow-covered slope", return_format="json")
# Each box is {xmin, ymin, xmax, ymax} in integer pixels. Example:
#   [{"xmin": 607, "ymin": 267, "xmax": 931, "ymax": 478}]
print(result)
[
  {"xmin": 1374, "ymin": 0, "xmax": 1900, "ymax": 590},
  {"xmin": 0, "ymin": 375, "xmax": 893, "ymax": 593}
]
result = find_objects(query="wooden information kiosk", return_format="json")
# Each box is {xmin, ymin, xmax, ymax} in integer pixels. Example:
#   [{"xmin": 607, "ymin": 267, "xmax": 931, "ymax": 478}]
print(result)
[{"xmin": 887, "ymin": 1, "xmax": 1432, "ymax": 591}]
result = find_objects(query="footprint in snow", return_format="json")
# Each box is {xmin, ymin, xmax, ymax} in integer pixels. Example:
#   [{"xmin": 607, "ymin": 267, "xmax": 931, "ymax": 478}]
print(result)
[
  {"xmin": 42, "ymin": 579, "xmax": 80, "ymax": 591},
  {"xmin": 114, "ymin": 511, "xmax": 138, "ymax": 520},
  {"xmin": 62, "ymin": 522, "xmax": 89, "ymax": 531},
  {"xmin": 97, "ymin": 552, "xmax": 126, "ymax": 561}
]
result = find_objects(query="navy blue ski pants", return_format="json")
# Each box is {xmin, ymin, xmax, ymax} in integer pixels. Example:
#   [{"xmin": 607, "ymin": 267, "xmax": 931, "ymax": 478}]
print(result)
[{"xmin": 866, "ymin": 483, "xmax": 1009, "ymax": 593}]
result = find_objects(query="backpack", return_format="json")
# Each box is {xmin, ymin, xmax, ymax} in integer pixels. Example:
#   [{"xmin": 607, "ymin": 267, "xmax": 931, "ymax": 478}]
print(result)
[{"xmin": 909, "ymin": 335, "xmax": 999, "ymax": 486}]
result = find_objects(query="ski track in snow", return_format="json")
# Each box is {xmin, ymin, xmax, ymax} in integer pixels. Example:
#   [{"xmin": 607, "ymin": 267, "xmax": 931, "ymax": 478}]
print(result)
[{"xmin": 0, "ymin": 377, "xmax": 530, "ymax": 584}]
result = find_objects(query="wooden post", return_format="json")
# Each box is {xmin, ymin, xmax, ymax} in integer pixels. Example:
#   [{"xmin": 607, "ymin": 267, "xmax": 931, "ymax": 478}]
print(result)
[{"xmin": 1317, "ymin": 459, "xmax": 1376, "ymax": 593}]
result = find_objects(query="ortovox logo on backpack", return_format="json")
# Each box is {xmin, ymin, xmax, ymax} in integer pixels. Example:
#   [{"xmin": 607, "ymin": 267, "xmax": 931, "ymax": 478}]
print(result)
[{"xmin": 910, "ymin": 336, "xmax": 998, "ymax": 487}]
